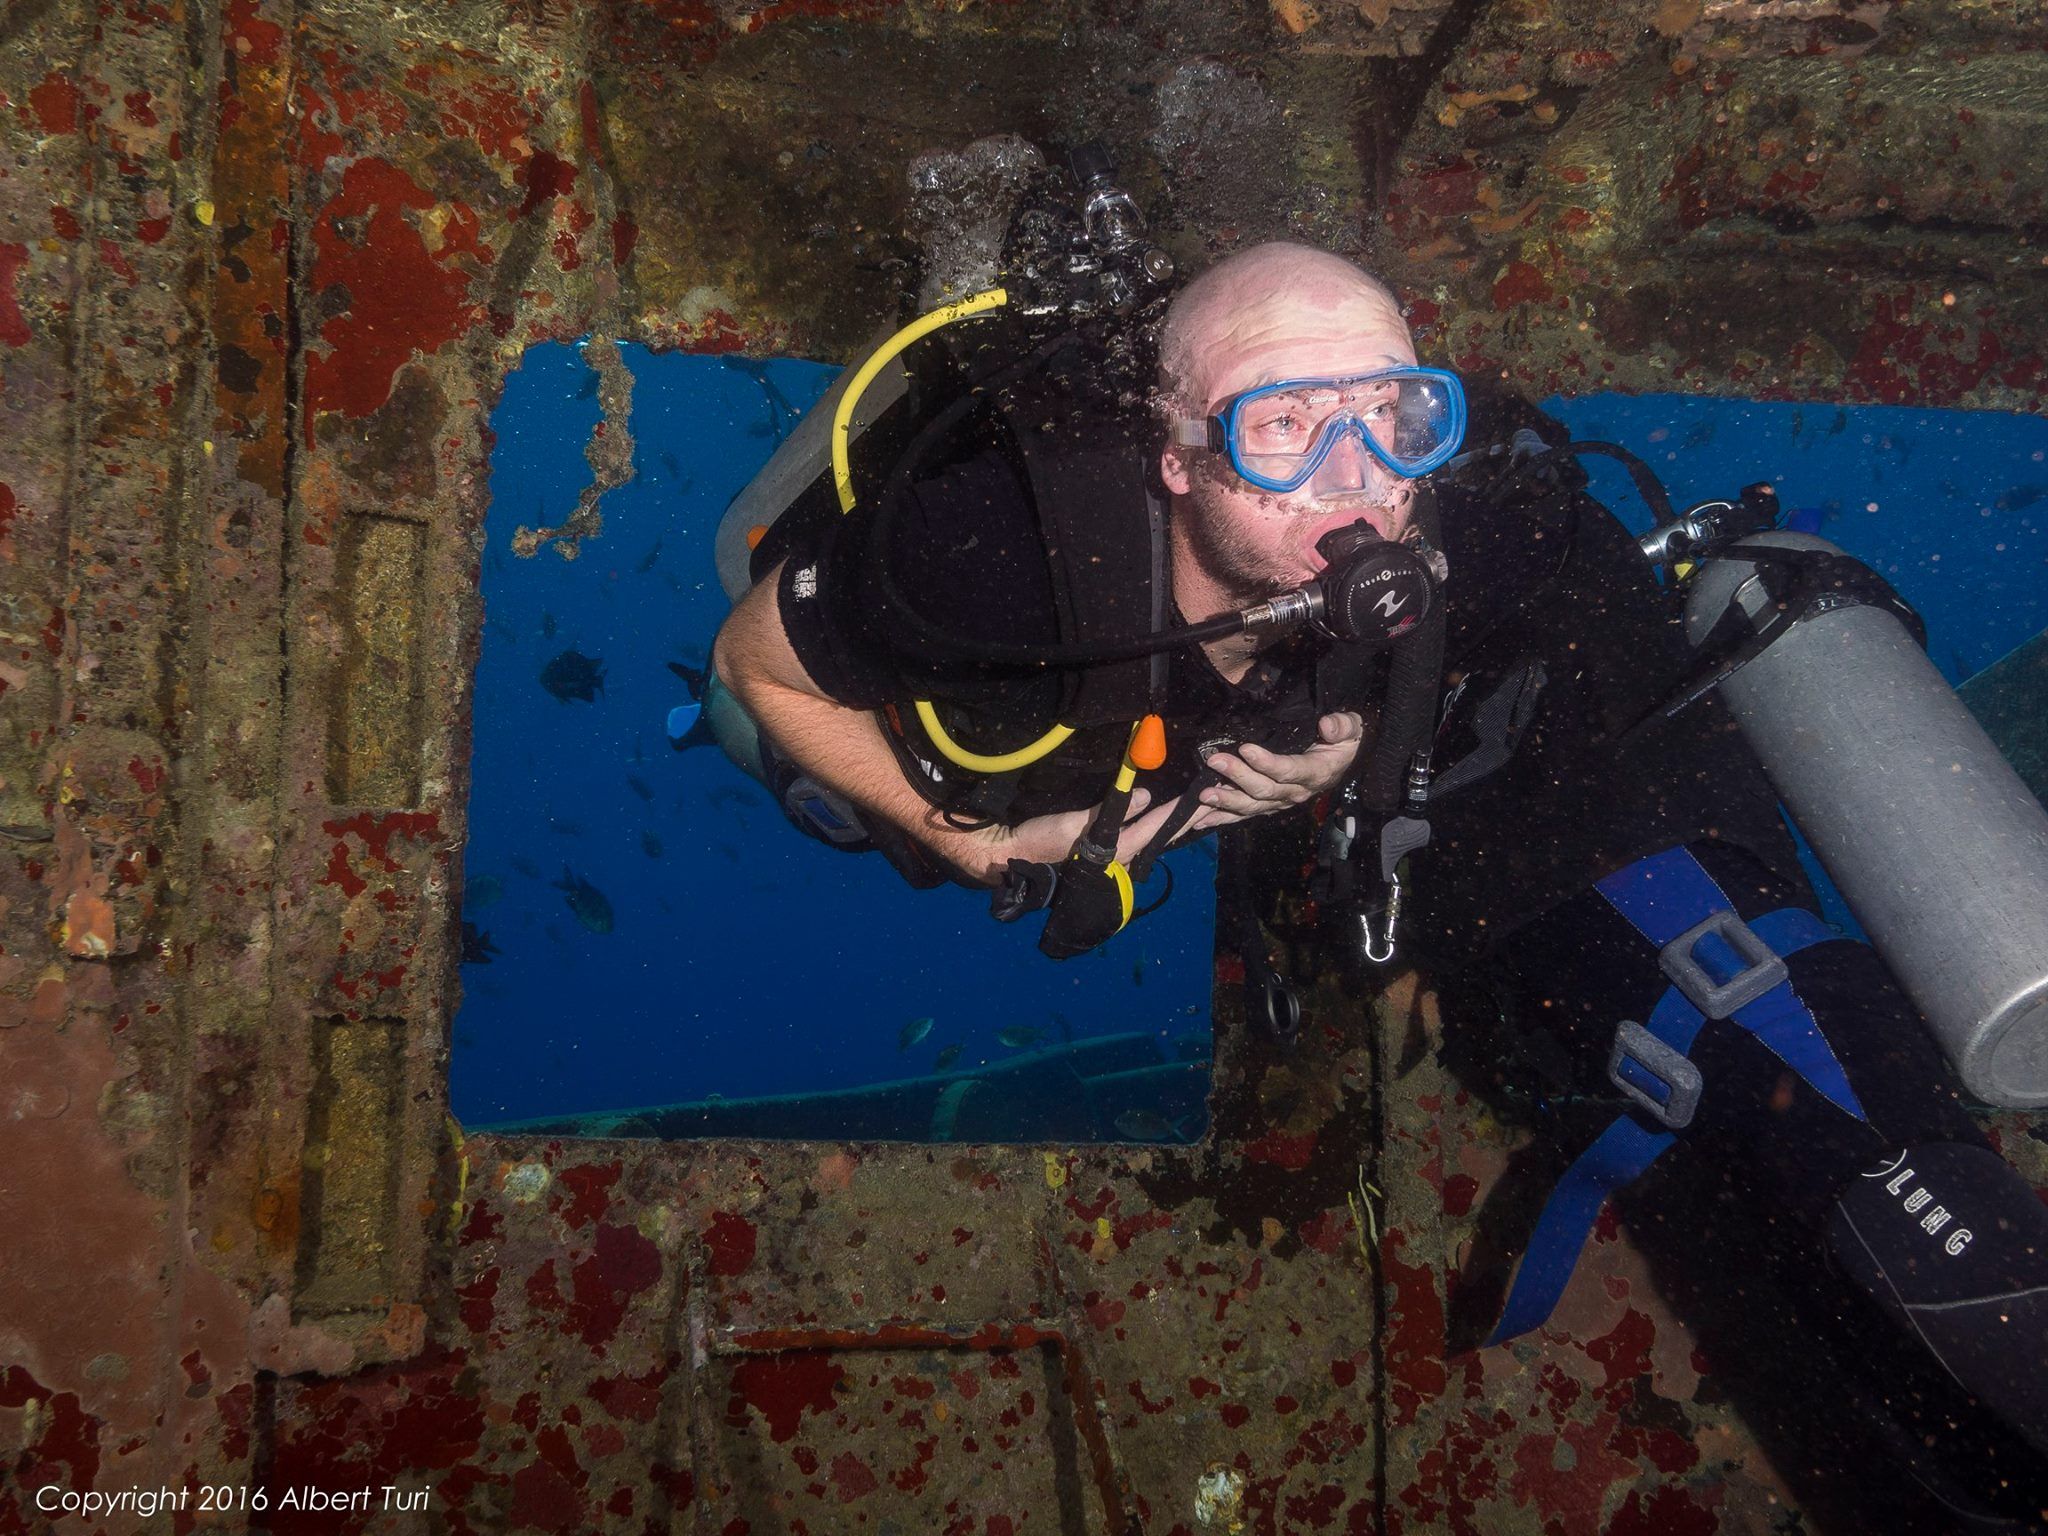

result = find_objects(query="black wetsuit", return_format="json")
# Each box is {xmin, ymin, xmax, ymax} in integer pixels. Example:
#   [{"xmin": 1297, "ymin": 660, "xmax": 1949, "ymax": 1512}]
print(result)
[
  {"xmin": 772, "ymin": 388, "xmax": 2048, "ymax": 1528},
  {"xmin": 775, "ymin": 438, "xmax": 1359, "ymax": 826}
]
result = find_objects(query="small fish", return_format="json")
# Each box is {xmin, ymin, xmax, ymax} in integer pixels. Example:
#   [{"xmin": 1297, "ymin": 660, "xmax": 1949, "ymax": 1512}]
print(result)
[
  {"xmin": 453, "ymin": 1030, "xmax": 479, "ymax": 1050},
  {"xmin": 1681, "ymin": 419, "xmax": 1716, "ymax": 451},
  {"xmin": 627, "ymin": 773, "xmax": 654, "ymax": 802},
  {"xmin": 552, "ymin": 865, "xmax": 615, "ymax": 934},
  {"xmin": 540, "ymin": 648, "xmax": 604, "ymax": 703},
  {"xmin": 636, "ymin": 539, "xmax": 663, "ymax": 574},
  {"xmin": 716, "ymin": 842, "xmax": 741, "ymax": 864},
  {"xmin": 1790, "ymin": 407, "xmax": 1804, "ymax": 439},
  {"xmin": 996, "ymin": 1025, "xmax": 1043, "ymax": 1050},
  {"xmin": 509, "ymin": 855, "xmax": 542, "ymax": 880},
  {"xmin": 1113, "ymin": 1109, "xmax": 1202, "ymax": 1144},
  {"xmin": 707, "ymin": 783, "xmax": 764, "ymax": 810},
  {"xmin": 1826, "ymin": 409, "xmax": 1848, "ymax": 437},
  {"xmin": 722, "ymin": 356, "xmax": 802, "ymax": 445},
  {"xmin": 465, "ymin": 874, "xmax": 506, "ymax": 911},
  {"xmin": 1053, "ymin": 1011, "xmax": 1073, "ymax": 1044},
  {"xmin": 547, "ymin": 816, "xmax": 587, "ymax": 838},
  {"xmin": 932, "ymin": 1044, "xmax": 964, "ymax": 1073},
  {"xmin": 1995, "ymin": 483, "xmax": 2047, "ymax": 512},
  {"xmin": 641, "ymin": 831, "xmax": 664, "ymax": 859},
  {"xmin": 460, "ymin": 920, "xmax": 499, "ymax": 965},
  {"xmin": 899, "ymin": 1015, "xmax": 935, "ymax": 1052},
  {"xmin": 1132, "ymin": 955, "xmax": 1146, "ymax": 988}
]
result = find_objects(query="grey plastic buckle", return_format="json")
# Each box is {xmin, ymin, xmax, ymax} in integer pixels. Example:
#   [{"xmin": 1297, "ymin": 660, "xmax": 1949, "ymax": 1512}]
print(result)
[
  {"xmin": 1607, "ymin": 1021, "xmax": 1703, "ymax": 1131},
  {"xmin": 1658, "ymin": 910, "xmax": 1787, "ymax": 1020}
]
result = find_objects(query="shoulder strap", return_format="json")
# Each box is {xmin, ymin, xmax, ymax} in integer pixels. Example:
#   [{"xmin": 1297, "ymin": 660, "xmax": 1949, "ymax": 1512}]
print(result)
[{"xmin": 998, "ymin": 397, "xmax": 1170, "ymax": 725}]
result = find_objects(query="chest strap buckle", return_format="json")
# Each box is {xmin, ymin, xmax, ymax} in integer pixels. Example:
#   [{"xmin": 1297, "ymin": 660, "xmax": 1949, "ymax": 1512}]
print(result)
[
  {"xmin": 1607, "ymin": 1020, "xmax": 1703, "ymax": 1131},
  {"xmin": 1659, "ymin": 909, "xmax": 1789, "ymax": 1020}
]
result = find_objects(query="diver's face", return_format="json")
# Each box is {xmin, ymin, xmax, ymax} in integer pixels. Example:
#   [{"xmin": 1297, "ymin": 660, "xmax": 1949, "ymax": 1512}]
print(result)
[{"xmin": 1162, "ymin": 286, "xmax": 1420, "ymax": 598}]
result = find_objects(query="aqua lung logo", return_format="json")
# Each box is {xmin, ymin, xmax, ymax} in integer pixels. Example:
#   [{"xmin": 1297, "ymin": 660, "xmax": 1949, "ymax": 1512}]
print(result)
[
  {"xmin": 1863, "ymin": 1150, "xmax": 1975, "ymax": 1257},
  {"xmin": 1374, "ymin": 589, "xmax": 1408, "ymax": 619}
]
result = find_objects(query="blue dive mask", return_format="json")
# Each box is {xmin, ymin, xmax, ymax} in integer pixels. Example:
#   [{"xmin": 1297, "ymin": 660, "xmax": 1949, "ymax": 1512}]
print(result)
[{"xmin": 1172, "ymin": 367, "xmax": 1468, "ymax": 493}]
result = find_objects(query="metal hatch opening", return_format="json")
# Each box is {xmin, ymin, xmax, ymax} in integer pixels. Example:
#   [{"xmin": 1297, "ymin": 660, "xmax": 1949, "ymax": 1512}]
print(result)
[{"xmin": 453, "ymin": 339, "xmax": 1220, "ymax": 1142}]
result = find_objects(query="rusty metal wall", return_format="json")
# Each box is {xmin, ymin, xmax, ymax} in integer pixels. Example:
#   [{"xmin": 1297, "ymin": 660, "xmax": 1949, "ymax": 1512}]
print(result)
[{"xmin": 2, "ymin": 0, "xmax": 2044, "ymax": 1531}]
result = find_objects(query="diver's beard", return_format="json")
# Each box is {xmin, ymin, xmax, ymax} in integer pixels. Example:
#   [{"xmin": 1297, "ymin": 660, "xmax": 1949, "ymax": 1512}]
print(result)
[
  {"xmin": 1179, "ymin": 476, "xmax": 1299, "ymax": 603},
  {"xmin": 1181, "ymin": 465, "xmax": 1406, "ymax": 604}
]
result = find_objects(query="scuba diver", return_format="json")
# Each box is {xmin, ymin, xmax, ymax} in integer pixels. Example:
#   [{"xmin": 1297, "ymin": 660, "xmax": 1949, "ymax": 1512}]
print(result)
[
  {"xmin": 709, "ymin": 239, "xmax": 1447, "ymax": 929},
  {"xmin": 699, "ymin": 142, "xmax": 2048, "ymax": 1527}
]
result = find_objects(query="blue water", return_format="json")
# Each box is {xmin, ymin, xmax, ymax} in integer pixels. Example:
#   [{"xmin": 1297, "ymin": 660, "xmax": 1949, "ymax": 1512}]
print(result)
[
  {"xmin": 454, "ymin": 350, "xmax": 2048, "ymax": 1131},
  {"xmin": 456, "ymin": 342, "xmax": 1215, "ymax": 1127}
]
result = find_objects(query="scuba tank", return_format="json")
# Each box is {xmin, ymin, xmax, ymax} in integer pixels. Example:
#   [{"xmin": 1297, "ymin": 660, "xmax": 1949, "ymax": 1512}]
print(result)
[{"xmin": 1675, "ymin": 530, "xmax": 2048, "ymax": 1110}]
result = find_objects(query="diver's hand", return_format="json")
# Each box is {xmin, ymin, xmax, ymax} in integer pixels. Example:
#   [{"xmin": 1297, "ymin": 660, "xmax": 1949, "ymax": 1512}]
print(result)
[
  {"xmin": 971, "ymin": 789, "xmax": 1160, "ymax": 881},
  {"xmin": 1168, "ymin": 710, "xmax": 1367, "ymax": 838}
]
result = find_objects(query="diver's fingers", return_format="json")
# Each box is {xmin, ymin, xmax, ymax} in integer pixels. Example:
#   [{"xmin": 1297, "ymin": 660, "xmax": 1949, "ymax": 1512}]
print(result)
[
  {"xmin": 1121, "ymin": 787, "xmax": 1153, "ymax": 822},
  {"xmin": 1318, "ymin": 710, "xmax": 1365, "ymax": 745},
  {"xmin": 1204, "ymin": 750, "xmax": 1294, "ymax": 803}
]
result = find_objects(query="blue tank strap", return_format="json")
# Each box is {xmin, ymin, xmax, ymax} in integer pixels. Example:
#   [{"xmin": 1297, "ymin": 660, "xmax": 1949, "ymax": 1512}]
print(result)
[{"xmin": 1484, "ymin": 846, "xmax": 1866, "ymax": 1346}]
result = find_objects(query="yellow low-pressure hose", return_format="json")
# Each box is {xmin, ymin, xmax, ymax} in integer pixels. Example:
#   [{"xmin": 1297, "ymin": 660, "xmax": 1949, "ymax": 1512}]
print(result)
[
  {"xmin": 913, "ymin": 699, "xmax": 1075, "ymax": 773},
  {"xmin": 833, "ymin": 288, "xmax": 1076, "ymax": 773},
  {"xmin": 832, "ymin": 288, "xmax": 1010, "ymax": 514}
]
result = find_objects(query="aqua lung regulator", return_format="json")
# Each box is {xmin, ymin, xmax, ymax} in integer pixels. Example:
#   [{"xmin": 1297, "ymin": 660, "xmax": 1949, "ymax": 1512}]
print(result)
[{"xmin": 1244, "ymin": 522, "xmax": 1440, "ymax": 645}]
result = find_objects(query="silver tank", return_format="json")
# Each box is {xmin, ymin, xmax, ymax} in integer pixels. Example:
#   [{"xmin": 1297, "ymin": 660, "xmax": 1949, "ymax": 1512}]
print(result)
[{"xmin": 1684, "ymin": 532, "xmax": 2048, "ymax": 1109}]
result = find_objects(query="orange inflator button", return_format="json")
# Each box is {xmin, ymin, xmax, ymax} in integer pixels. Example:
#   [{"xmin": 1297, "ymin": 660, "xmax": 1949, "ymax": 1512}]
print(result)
[
  {"xmin": 1130, "ymin": 714, "xmax": 1167, "ymax": 771},
  {"xmin": 745, "ymin": 524, "xmax": 769, "ymax": 550}
]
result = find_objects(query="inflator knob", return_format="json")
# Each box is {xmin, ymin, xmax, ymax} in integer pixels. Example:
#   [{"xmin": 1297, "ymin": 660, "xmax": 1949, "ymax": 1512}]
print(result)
[{"xmin": 1131, "ymin": 714, "xmax": 1167, "ymax": 771}]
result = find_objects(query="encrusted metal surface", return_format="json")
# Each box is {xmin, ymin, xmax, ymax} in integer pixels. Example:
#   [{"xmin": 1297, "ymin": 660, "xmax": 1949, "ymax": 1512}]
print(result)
[{"xmin": 3, "ymin": 0, "xmax": 2045, "ymax": 1531}]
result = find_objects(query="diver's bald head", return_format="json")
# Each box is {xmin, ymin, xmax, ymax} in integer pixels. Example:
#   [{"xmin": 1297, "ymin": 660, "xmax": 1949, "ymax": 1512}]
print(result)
[{"xmin": 1157, "ymin": 243, "xmax": 1413, "ymax": 414}]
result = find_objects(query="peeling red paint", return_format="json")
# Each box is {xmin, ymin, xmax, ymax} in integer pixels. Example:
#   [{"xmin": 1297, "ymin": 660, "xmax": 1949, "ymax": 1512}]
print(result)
[
  {"xmin": 1243, "ymin": 1129, "xmax": 1317, "ymax": 1171},
  {"xmin": 559, "ymin": 1223, "xmax": 662, "ymax": 1351},
  {"xmin": 518, "ymin": 150, "xmax": 578, "ymax": 218},
  {"xmin": 28, "ymin": 74, "xmax": 79, "ymax": 135},
  {"xmin": 302, "ymin": 159, "xmax": 478, "ymax": 443},
  {"xmin": 827, "ymin": 1449, "xmax": 879, "ymax": 1501},
  {"xmin": 0, "ymin": 243, "xmax": 34, "ymax": 348},
  {"xmin": 1128, "ymin": 1380, "xmax": 1175, "ymax": 1415},
  {"xmin": 1582, "ymin": 1306, "xmax": 1654, "ymax": 1397},
  {"xmin": 703, "ymin": 1209, "xmax": 758, "ymax": 1277},
  {"xmin": 1299, "ymin": 1207, "xmax": 1348, "ymax": 1255},
  {"xmin": 0, "ymin": 1366, "xmax": 102, "ymax": 1492},
  {"xmin": 456, "ymin": 1265, "xmax": 499, "ymax": 1334},
  {"xmin": 1607, "ymin": 1481, "xmax": 1720, "ymax": 1536},
  {"xmin": 590, "ymin": 1363, "xmax": 667, "ymax": 1424},
  {"xmin": 1491, "ymin": 259, "xmax": 1552, "ymax": 310},
  {"xmin": 557, "ymin": 1161, "xmax": 620, "ymax": 1230},
  {"xmin": 1442, "ymin": 1173, "xmax": 1478, "ymax": 1219},
  {"xmin": 726, "ymin": 1352, "xmax": 844, "ymax": 1443}
]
